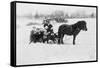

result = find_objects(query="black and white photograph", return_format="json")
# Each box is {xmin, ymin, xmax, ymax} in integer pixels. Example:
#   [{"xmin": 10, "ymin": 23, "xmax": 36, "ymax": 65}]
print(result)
[{"xmin": 11, "ymin": 1, "xmax": 97, "ymax": 66}]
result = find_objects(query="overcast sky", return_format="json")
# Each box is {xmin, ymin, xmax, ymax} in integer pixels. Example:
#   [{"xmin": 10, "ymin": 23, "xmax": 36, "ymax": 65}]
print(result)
[{"xmin": 16, "ymin": 3, "xmax": 96, "ymax": 16}]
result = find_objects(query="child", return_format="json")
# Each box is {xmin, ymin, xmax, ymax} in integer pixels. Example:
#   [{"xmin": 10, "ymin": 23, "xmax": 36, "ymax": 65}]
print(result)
[
  {"xmin": 43, "ymin": 21, "xmax": 54, "ymax": 35},
  {"xmin": 43, "ymin": 19, "xmax": 54, "ymax": 43}
]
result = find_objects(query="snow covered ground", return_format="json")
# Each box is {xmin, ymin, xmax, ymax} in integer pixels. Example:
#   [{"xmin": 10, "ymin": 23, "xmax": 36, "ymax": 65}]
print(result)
[{"xmin": 16, "ymin": 18, "xmax": 96, "ymax": 65}]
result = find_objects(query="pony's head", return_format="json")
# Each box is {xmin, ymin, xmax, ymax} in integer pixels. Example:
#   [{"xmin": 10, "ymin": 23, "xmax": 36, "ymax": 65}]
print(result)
[{"xmin": 77, "ymin": 21, "xmax": 87, "ymax": 31}]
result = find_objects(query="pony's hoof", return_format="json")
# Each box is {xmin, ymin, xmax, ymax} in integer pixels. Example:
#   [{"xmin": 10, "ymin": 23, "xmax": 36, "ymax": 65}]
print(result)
[{"xmin": 73, "ymin": 43, "xmax": 75, "ymax": 45}]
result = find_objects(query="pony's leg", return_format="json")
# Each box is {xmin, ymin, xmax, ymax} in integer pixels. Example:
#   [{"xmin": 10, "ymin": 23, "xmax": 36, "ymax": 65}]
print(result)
[
  {"xmin": 58, "ymin": 38, "xmax": 60, "ymax": 44},
  {"xmin": 61, "ymin": 34, "xmax": 64, "ymax": 44},
  {"xmin": 73, "ymin": 35, "xmax": 76, "ymax": 45},
  {"xmin": 58, "ymin": 33, "xmax": 61, "ymax": 44},
  {"xmin": 58, "ymin": 35, "xmax": 61, "ymax": 44},
  {"xmin": 58, "ymin": 33, "xmax": 63, "ymax": 44}
]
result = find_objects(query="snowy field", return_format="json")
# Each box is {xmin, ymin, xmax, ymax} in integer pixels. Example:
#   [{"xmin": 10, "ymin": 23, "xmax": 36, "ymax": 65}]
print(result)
[{"xmin": 16, "ymin": 18, "xmax": 96, "ymax": 65}]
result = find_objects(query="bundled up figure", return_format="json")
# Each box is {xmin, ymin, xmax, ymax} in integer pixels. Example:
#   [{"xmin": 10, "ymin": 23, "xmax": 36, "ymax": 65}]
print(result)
[
  {"xmin": 43, "ymin": 19, "xmax": 57, "ymax": 43},
  {"xmin": 29, "ymin": 28, "xmax": 45, "ymax": 44}
]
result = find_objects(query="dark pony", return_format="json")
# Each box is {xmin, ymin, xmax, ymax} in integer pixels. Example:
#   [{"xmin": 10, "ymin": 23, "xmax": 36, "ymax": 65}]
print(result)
[{"xmin": 58, "ymin": 20, "xmax": 87, "ymax": 45}]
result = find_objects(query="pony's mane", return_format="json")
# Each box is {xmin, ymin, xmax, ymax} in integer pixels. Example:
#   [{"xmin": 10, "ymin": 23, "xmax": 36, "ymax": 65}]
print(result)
[{"xmin": 72, "ymin": 20, "xmax": 86, "ymax": 29}]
